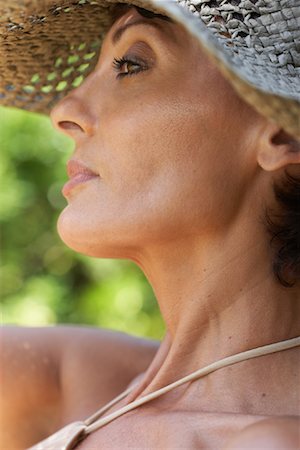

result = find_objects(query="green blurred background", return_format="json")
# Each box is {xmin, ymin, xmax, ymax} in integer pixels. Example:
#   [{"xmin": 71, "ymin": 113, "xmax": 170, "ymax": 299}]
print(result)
[{"xmin": 0, "ymin": 107, "xmax": 165, "ymax": 340}]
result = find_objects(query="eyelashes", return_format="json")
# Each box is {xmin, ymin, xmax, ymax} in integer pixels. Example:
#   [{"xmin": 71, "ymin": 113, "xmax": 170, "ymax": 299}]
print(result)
[{"xmin": 112, "ymin": 55, "xmax": 149, "ymax": 78}]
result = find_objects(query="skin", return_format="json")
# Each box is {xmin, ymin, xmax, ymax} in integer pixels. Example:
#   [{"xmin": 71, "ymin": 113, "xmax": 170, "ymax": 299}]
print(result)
[
  {"xmin": 1, "ymin": 325, "xmax": 159, "ymax": 449},
  {"xmin": 50, "ymin": 6, "xmax": 300, "ymax": 449}
]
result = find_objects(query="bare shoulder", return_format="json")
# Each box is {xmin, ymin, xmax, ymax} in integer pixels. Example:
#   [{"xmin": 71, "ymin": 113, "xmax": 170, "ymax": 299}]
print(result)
[
  {"xmin": 59, "ymin": 325, "xmax": 160, "ymax": 422},
  {"xmin": 224, "ymin": 417, "xmax": 300, "ymax": 450},
  {"xmin": 0, "ymin": 325, "xmax": 159, "ymax": 449},
  {"xmin": 1, "ymin": 325, "xmax": 64, "ymax": 449}
]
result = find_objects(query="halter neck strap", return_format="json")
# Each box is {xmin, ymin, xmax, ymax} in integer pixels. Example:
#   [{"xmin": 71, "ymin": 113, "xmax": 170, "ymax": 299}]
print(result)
[{"xmin": 83, "ymin": 336, "xmax": 300, "ymax": 434}]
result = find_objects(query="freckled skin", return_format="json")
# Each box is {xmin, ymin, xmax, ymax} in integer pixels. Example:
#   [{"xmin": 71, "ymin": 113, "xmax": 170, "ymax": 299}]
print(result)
[{"xmin": 50, "ymin": 7, "xmax": 300, "ymax": 449}]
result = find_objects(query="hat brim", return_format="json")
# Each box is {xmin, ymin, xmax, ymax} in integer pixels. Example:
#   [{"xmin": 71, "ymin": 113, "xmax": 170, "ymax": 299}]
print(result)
[{"xmin": 0, "ymin": 0, "xmax": 299, "ymax": 139}]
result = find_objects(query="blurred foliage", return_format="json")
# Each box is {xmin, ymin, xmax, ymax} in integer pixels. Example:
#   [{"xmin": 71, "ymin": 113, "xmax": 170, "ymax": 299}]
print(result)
[{"xmin": 0, "ymin": 107, "xmax": 165, "ymax": 340}]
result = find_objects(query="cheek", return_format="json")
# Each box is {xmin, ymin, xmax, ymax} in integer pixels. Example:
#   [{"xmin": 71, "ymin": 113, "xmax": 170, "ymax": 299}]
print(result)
[
  {"xmin": 101, "ymin": 92, "xmax": 223, "ymax": 232},
  {"xmin": 101, "ymin": 80, "xmax": 206, "ymax": 180},
  {"xmin": 104, "ymin": 76, "xmax": 238, "ymax": 208},
  {"xmin": 58, "ymin": 66, "xmax": 250, "ymax": 255}
]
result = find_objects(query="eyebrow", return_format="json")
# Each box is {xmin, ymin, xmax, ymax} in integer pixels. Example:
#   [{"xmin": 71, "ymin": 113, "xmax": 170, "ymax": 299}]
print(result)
[{"xmin": 112, "ymin": 19, "xmax": 167, "ymax": 45}]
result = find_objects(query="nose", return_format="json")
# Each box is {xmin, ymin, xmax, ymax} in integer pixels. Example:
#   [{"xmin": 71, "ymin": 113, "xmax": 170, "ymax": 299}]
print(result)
[{"xmin": 50, "ymin": 79, "xmax": 98, "ymax": 140}]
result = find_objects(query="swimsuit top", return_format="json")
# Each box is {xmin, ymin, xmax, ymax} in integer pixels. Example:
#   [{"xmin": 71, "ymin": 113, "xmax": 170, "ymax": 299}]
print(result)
[{"xmin": 27, "ymin": 336, "xmax": 300, "ymax": 450}]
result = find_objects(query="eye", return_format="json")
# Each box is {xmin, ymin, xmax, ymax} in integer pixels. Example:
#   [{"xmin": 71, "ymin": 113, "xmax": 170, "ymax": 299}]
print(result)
[{"xmin": 112, "ymin": 56, "xmax": 148, "ymax": 78}]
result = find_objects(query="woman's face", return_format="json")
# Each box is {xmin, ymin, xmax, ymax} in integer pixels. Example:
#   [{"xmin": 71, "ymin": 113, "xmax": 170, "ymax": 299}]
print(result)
[{"xmin": 52, "ymin": 7, "xmax": 262, "ymax": 258}]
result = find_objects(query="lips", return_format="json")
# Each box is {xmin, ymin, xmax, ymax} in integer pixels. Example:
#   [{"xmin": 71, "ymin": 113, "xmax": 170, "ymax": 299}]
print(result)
[
  {"xmin": 67, "ymin": 159, "xmax": 99, "ymax": 179},
  {"xmin": 62, "ymin": 159, "xmax": 99, "ymax": 197}
]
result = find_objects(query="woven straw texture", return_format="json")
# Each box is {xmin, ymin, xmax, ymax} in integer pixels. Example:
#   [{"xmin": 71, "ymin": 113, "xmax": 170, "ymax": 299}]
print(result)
[{"xmin": 0, "ymin": 0, "xmax": 299, "ymax": 139}]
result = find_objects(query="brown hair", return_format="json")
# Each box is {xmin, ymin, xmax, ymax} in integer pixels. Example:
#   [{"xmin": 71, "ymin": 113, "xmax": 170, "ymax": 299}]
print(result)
[{"xmin": 265, "ymin": 172, "xmax": 300, "ymax": 288}]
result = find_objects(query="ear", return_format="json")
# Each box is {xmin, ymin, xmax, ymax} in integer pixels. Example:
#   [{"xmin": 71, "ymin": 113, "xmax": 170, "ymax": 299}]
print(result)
[{"xmin": 257, "ymin": 124, "xmax": 300, "ymax": 172}]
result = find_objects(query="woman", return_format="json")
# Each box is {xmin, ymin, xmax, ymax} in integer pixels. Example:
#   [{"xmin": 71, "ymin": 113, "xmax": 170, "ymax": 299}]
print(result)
[{"xmin": 1, "ymin": 0, "xmax": 299, "ymax": 449}]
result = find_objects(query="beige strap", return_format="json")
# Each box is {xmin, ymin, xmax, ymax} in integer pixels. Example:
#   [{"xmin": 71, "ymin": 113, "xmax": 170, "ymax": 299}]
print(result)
[
  {"xmin": 84, "ymin": 384, "xmax": 137, "ymax": 426},
  {"xmin": 83, "ymin": 336, "xmax": 300, "ymax": 434},
  {"xmin": 27, "ymin": 336, "xmax": 300, "ymax": 450},
  {"xmin": 27, "ymin": 422, "xmax": 87, "ymax": 450}
]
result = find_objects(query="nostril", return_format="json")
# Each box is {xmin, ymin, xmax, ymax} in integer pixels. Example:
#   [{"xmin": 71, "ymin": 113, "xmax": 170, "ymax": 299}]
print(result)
[{"xmin": 58, "ymin": 121, "xmax": 84, "ymax": 132}]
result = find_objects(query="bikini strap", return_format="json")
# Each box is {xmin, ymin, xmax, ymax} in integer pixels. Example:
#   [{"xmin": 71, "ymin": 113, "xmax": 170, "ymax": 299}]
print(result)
[
  {"xmin": 84, "ymin": 384, "xmax": 137, "ymax": 426},
  {"xmin": 83, "ymin": 336, "xmax": 300, "ymax": 435}
]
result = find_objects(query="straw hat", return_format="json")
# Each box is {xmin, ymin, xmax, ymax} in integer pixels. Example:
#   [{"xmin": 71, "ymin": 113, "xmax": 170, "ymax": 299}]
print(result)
[{"xmin": 0, "ymin": 0, "xmax": 299, "ymax": 139}]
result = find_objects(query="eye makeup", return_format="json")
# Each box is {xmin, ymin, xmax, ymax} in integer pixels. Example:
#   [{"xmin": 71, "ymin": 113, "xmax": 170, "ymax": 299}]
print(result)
[
  {"xmin": 112, "ymin": 55, "xmax": 149, "ymax": 78},
  {"xmin": 112, "ymin": 41, "xmax": 156, "ymax": 79}
]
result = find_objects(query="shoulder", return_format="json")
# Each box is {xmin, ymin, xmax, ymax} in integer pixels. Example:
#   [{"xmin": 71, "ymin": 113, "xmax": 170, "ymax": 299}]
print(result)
[
  {"xmin": 224, "ymin": 417, "xmax": 300, "ymax": 450},
  {"xmin": 1, "ymin": 325, "xmax": 159, "ymax": 448},
  {"xmin": 59, "ymin": 324, "xmax": 159, "ymax": 385},
  {"xmin": 59, "ymin": 325, "xmax": 160, "ymax": 421}
]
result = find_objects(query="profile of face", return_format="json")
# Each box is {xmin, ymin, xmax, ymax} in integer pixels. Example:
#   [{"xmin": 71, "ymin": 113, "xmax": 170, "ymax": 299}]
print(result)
[{"xmin": 51, "ymin": 6, "xmax": 264, "ymax": 259}]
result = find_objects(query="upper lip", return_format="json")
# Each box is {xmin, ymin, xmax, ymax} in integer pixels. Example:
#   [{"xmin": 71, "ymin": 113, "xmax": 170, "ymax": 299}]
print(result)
[{"xmin": 67, "ymin": 159, "xmax": 99, "ymax": 179}]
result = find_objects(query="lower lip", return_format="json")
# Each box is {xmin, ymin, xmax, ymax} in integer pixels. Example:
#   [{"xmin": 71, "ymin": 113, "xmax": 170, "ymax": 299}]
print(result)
[{"xmin": 62, "ymin": 173, "xmax": 99, "ymax": 197}]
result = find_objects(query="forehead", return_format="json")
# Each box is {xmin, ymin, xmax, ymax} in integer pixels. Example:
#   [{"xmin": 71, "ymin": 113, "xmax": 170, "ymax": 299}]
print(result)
[
  {"xmin": 110, "ymin": 7, "xmax": 156, "ymax": 43},
  {"xmin": 102, "ymin": 4, "xmax": 188, "ymax": 54}
]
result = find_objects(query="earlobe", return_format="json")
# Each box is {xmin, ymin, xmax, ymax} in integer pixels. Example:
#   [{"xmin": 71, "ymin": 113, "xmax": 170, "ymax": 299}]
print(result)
[{"xmin": 257, "ymin": 124, "xmax": 300, "ymax": 172}]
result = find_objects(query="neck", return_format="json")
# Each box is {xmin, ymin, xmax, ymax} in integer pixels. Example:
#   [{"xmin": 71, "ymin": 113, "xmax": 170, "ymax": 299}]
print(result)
[{"xmin": 127, "ymin": 214, "xmax": 300, "ymax": 411}]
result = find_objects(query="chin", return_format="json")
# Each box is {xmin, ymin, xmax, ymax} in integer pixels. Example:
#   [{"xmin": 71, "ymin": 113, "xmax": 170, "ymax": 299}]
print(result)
[
  {"xmin": 57, "ymin": 207, "xmax": 105, "ymax": 257},
  {"xmin": 57, "ymin": 209, "xmax": 90, "ymax": 256},
  {"xmin": 56, "ymin": 206, "xmax": 139, "ymax": 260}
]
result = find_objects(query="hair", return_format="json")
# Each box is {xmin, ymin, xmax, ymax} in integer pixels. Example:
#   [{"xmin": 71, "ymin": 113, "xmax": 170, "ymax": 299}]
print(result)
[
  {"xmin": 265, "ymin": 171, "xmax": 300, "ymax": 288},
  {"xmin": 109, "ymin": 3, "xmax": 300, "ymax": 289}
]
